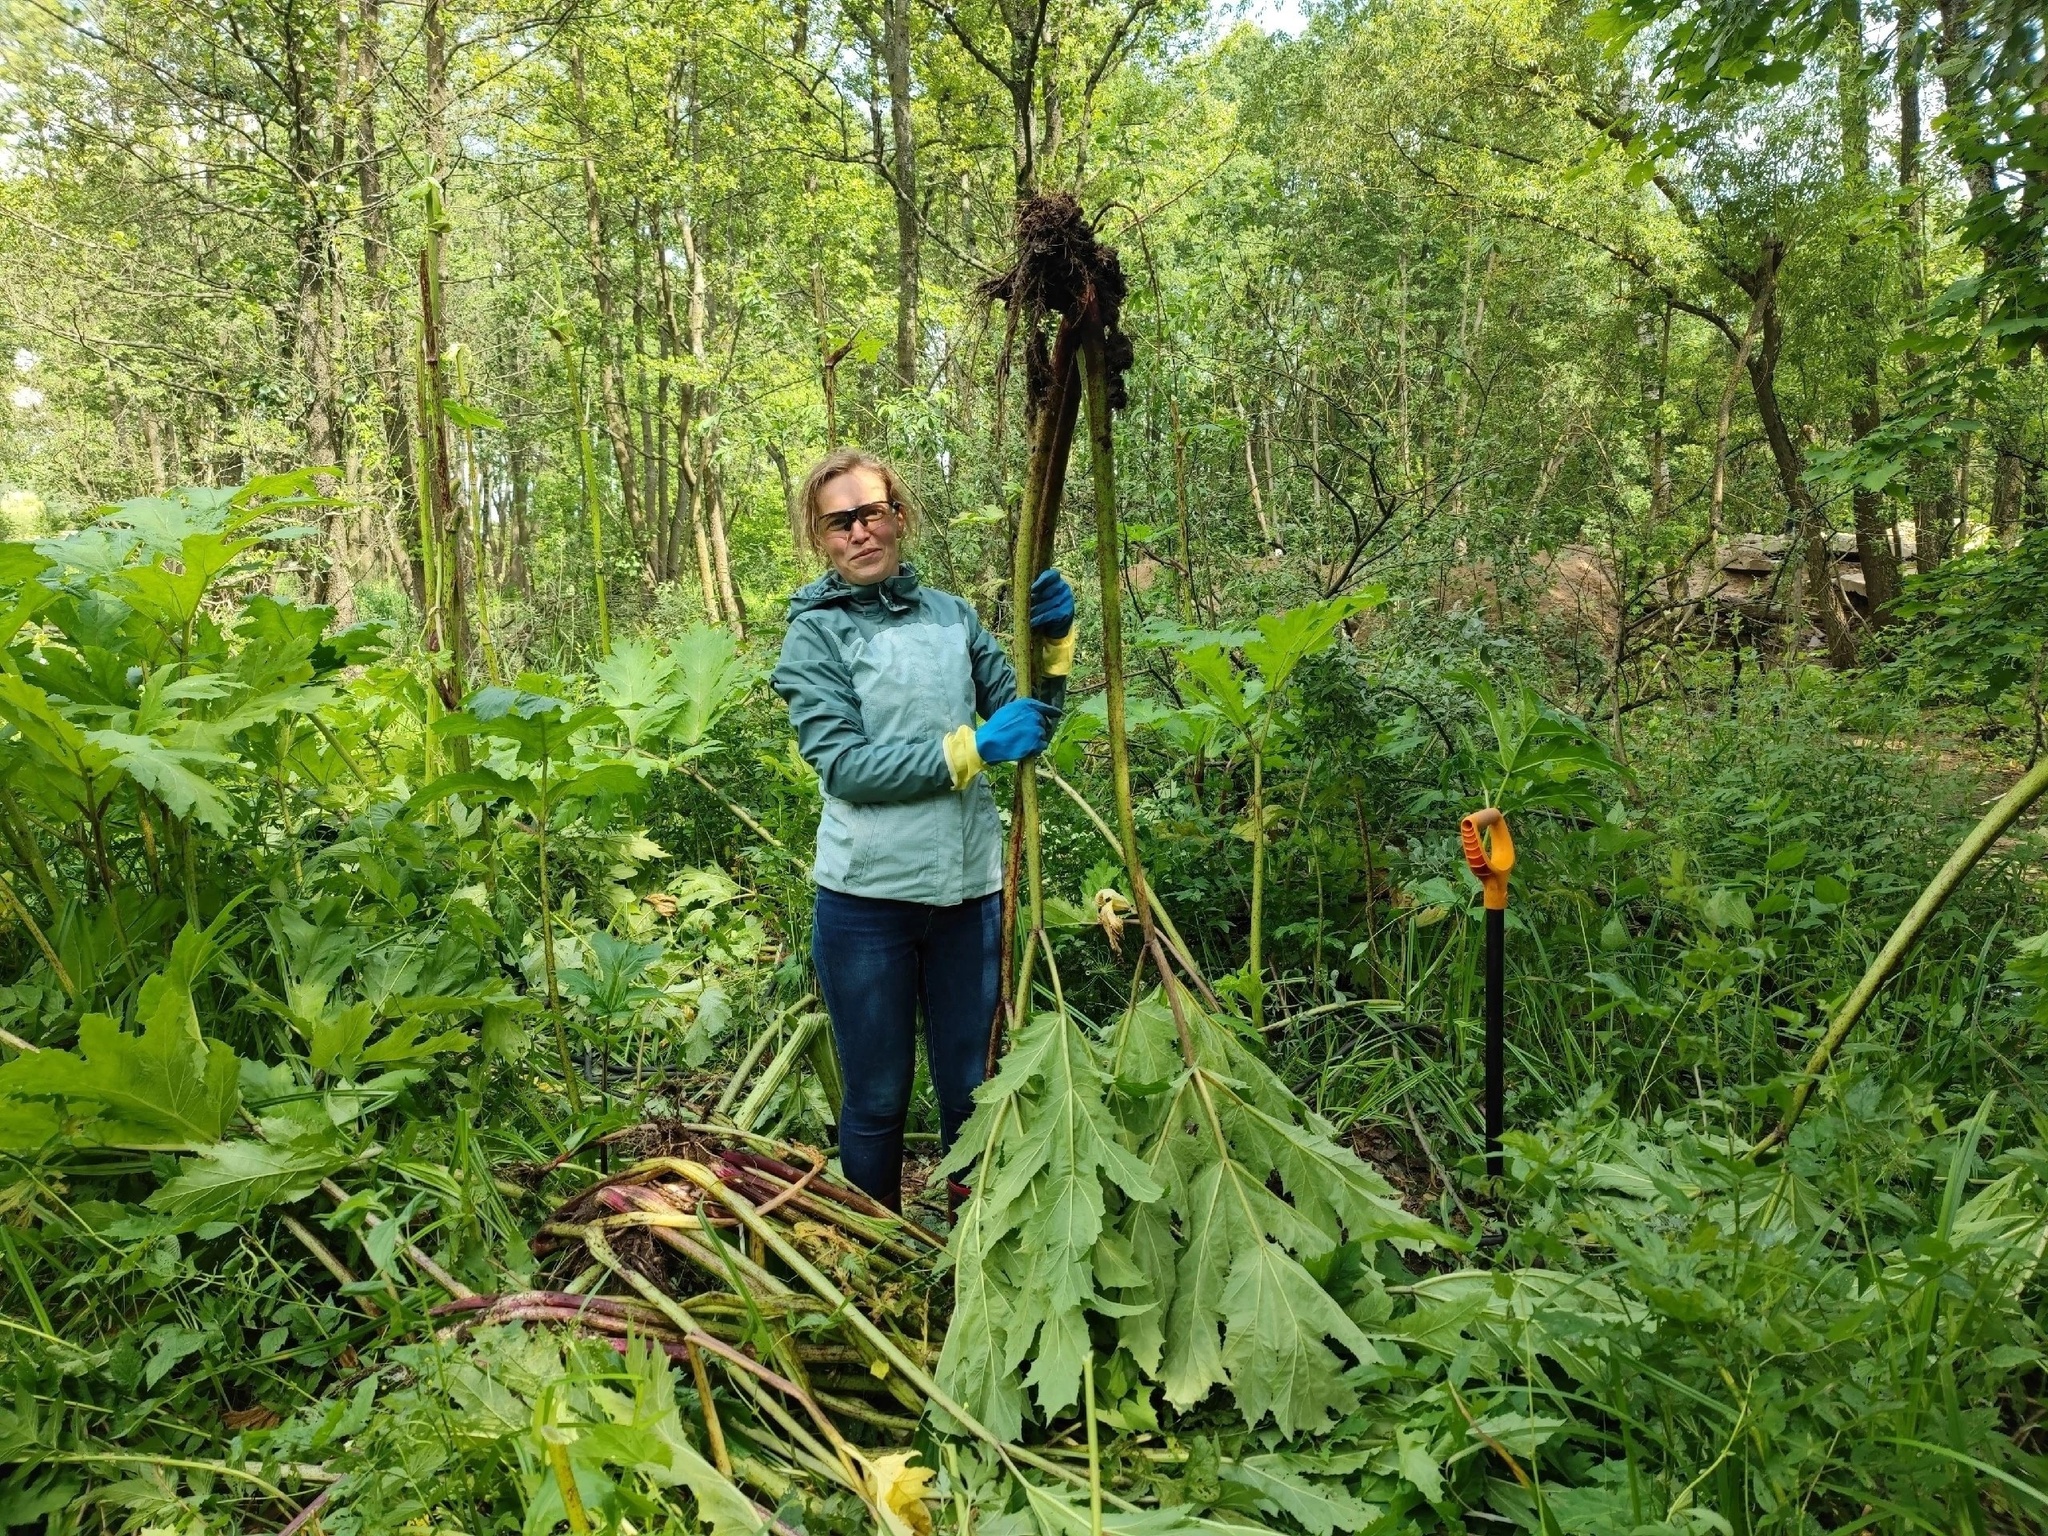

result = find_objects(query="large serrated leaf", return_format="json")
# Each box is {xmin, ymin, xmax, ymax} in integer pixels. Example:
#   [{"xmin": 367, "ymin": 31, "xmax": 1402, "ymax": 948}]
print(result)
[
  {"xmin": 934, "ymin": 1179, "xmax": 1029, "ymax": 1441},
  {"xmin": 147, "ymin": 1105, "xmax": 349, "ymax": 1229},
  {"xmin": 1219, "ymin": 1237, "xmax": 1373, "ymax": 1435},
  {"xmin": 1221, "ymin": 1455, "xmax": 1382, "ymax": 1536},
  {"xmin": 939, "ymin": 1008, "xmax": 1164, "ymax": 1423},
  {"xmin": 83, "ymin": 728, "xmax": 238, "ymax": 831},
  {"xmin": 0, "ymin": 1009, "xmax": 238, "ymax": 1149}
]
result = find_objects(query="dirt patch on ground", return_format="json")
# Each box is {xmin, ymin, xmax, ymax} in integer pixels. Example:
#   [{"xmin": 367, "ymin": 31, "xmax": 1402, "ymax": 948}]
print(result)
[
  {"xmin": 905, "ymin": 1150, "xmax": 951, "ymax": 1229},
  {"xmin": 1347, "ymin": 1119, "xmax": 1439, "ymax": 1217}
]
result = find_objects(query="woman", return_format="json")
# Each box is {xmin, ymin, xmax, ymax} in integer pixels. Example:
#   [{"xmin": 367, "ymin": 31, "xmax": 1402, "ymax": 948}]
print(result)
[{"xmin": 771, "ymin": 447, "xmax": 1074, "ymax": 1211}]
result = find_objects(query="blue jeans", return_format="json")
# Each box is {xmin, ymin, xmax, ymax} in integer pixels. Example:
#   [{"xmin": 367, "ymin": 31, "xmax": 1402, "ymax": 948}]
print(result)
[{"xmin": 811, "ymin": 885, "xmax": 1000, "ymax": 1209}]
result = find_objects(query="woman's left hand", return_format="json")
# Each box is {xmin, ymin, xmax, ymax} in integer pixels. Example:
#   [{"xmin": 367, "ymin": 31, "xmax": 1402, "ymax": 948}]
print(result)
[{"xmin": 1029, "ymin": 569, "xmax": 1075, "ymax": 639}]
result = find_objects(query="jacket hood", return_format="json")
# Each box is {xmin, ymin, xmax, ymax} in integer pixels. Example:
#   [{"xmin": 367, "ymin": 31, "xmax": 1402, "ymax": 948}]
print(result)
[{"xmin": 786, "ymin": 563, "xmax": 921, "ymax": 618}]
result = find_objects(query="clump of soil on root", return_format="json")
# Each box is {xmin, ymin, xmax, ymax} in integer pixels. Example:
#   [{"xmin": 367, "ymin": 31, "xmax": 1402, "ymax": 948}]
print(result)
[{"xmin": 982, "ymin": 192, "xmax": 1135, "ymax": 413}]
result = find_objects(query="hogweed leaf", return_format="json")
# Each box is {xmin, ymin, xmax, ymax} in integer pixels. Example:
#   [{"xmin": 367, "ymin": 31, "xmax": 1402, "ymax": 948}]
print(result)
[
  {"xmin": 665, "ymin": 626, "xmax": 752, "ymax": 748},
  {"xmin": 112, "ymin": 532, "xmax": 258, "ymax": 637},
  {"xmin": 1240, "ymin": 589, "xmax": 1385, "ymax": 694},
  {"xmin": 1178, "ymin": 645, "xmax": 1259, "ymax": 730},
  {"xmin": 1221, "ymin": 1091, "xmax": 1440, "ymax": 1252},
  {"xmin": 83, "ymin": 729, "xmax": 238, "ymax": 831},
  {"xmin": 1160, "ymin": 1152, "xmax": 1238, "ymax": 1409},
  {"xmin": 147, "ymin": 1105, "xmax": 349, "ymax": 1229},
  {"xmin": 590, "ymin": 639, "xmax": 677, "ymax": 744},
  {"xmin": 938, "ymin": 1008, "xmax": 1164, "ymax": 1423},
  {"xmin": 0, "ymin": 1009, "xmax": 238, "ymax": 1149},
  {"xmin": 934, "ymin": 1172, "xmax": 1028, "ymax": 1440},
  {"xmin": 1012, "ymin": 1474, "xmax": 1271, "ymax": 1536},
  {"xmin": 0, "ymin": 674, "xmax": 114, "ymax": 786},
  {"xmin": 1221, "ymin": 1455, "xmax": 1382, "ymax": 1535},
  {"xmin": 1219, "ymin": 1235, "xmax": 1374, "ymax": 1434}
]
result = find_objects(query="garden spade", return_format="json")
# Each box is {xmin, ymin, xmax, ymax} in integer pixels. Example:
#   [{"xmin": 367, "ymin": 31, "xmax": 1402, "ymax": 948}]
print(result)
[{"xmin": 1461, "ymin": 807, "xmax": 1515, "ymax": 1179}]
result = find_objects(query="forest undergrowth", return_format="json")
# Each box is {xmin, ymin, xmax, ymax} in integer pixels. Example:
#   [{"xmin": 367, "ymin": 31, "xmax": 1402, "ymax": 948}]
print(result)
[
  {"xmin": 5, "ymin": 0, "xmax": 2048, "ymax": 1524},
  {"xmin": 2, "ymin": 466, "xmax": 2047, "ymax": 1536}
]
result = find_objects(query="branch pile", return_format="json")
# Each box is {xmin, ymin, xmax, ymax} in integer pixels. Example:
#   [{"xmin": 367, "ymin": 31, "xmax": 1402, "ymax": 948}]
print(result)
[{"xmin": 440, "ymin": 1134, "xmax": 951, "ymax": 1526}]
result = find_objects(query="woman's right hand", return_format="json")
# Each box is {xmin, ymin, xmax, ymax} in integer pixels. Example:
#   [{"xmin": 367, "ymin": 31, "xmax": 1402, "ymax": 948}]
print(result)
[{"xmin": 974, "ymin": 698, "xmax": 1059, "ymax": 764}]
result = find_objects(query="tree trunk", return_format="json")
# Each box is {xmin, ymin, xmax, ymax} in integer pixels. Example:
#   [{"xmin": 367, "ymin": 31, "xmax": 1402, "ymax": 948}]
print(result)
[
  {"xmin": 1000, "ymin": 0, "xmax": 1042, "ymax": 199},
  {"xmin": 644, "ymin": 212, "xmax": 672, "ymax": 582},
  {"xmin": 683, "ymin": 213, "xmax": 743, "ymax": 638},
  {"xmin": 679, "ymin": 211, "xmax": 723, "ymax": 623},
  {"xmin": 1639, "ymin": 304, "xmax": 1670, "ymax": 529},
  {"xmin": 707, "ymin": 453, "xmax": 746, "ymax": 638},
  {"xmin": 505, "ymin": 438, "xmax": 532, "ymax": 596},
  {"xmin": 570, "ymin": 47, "xmax": 643, "ymax": 557},
  {"xmin": 1993, "ymin": 445, "xmax": 2024, "ymax": 542},
  {"xmin": 683, "ymin": 433, "xmax": 721, "ymax": 624},
  {"xmin": 285, "ymin": 4, "xmax": 347, "ymax": 611},
  {"xmin": 1739, "ymin": 245, "xmax": 1857, "ymax": 667},
  {"xmin": 299, "ymin": 230, "xmax": 346, "ymax": 606},
  {"xmin": 351, "ymin": 0, "xmax": 418, "ymax": 600},
  {"xmin": 1850, "ymin": 389, "xmax": 1901, "ymax": 618},
  {"xmin": 1838, "ymin": 0, "xmax": 1901, "ymax": 622},
  {"xmin": 417, "ymin": 194, "xmax": 470, "ymax": 700},
  {"xmin": 1898, "ymin": 0, "xmax": 1942, "ymax": 579},
  {"xmin": 883, "ymin": 0, "xmax": 919, "ymax": 389}
]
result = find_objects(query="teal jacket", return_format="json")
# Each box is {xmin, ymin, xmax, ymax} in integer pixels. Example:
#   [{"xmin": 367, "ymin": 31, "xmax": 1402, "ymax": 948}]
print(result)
[{"xmin": 771, "ymin": 565, "xmax": 1068, "ymax": 906}]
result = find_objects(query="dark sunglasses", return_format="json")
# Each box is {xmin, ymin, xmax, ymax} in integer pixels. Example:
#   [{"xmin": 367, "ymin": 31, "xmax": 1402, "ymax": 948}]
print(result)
[{"xmin": 815, "ymin": 500, "xmax": 900, "ymax": 538}]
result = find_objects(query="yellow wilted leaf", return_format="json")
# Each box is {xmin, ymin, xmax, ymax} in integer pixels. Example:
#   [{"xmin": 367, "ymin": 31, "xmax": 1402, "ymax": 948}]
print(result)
[
  {"xmin": 1093, "ymin": 887, "xmax": 1134, "ymax": 955},
  {"xmin": 1230, "ymin": 803, "xmax": 1285, "ymax": 842},
  {"xmin": 858, "ymin": 1451, "xmax": 935, "ymax": 1536}
]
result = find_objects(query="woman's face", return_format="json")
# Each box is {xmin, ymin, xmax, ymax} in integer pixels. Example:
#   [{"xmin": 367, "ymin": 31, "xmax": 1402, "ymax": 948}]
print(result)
[{"xmin": 815, "ymin": 467, "xmax": 905, "ymax": 586}]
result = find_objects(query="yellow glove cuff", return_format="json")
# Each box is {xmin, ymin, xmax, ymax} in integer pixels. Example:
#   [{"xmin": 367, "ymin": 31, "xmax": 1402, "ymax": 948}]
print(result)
[
  {"xmin": 1036, "ymin": 630, "xmax": 1077, "ymax": 678},
  {"xmin": 942, "ymin": 724, "xmax": 986, "ymax": 791}
]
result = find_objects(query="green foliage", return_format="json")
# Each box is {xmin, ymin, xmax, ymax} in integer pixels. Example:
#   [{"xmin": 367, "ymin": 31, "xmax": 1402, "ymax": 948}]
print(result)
[
  {"xmin": 146, "ymin": 1102, "xmax": 350, "ymax": 1230},
  {"xmin": 1896, "ymin": 527, "xmax": 2048, "ymax": 747},
  {"xmin": 938, "ymin": 1006, "xmax": 1164, "ymax": 1435},
  {"xmin": 1457, "ymin": 672, "xmax": 1626, "ymax": 816},
  {"xmin": 0, "ymin": 929, "xmax": 238, "ymax": 1149},
  {"xmin": 0, "ymin": 0, "xmax": 2044, "ymax": 1508},
  {"xmin": 944, "ymin": 990, "xmax": 1438, "ymax": 1442},
  {"xmin": 593, "ymin": 631, "xmax": 755, "ymax": 756}
]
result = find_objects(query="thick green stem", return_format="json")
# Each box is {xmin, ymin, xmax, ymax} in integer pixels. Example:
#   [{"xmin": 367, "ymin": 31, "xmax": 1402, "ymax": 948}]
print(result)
[
  {"xmin": 1082, "ymin": 333, "xmax": 1143, "ymax": 921},
  {"xmin": 1248, "ymin": 733, "xmax": 1266, "ymax": 1033},
  {"xmin": 417, "ymin": 181, "xmax": 467, "ymax": 693},
  {"xmin": 0, "ymin": 785, "xmax": 60, "ymax": 915},
  {"xmin": 1082, "ymin": 327, "xmax": 1201, "ymax": 1076},
  {"xmin": 536, "ymin": 760, "xmax": 582, "ymax": 1113},
  {"xmin": 0, "ymin": 868, "xmax": 73, "ymax": 999},
  {"xmin": 452, "ymin": 347, "xmax": 504, "ymax": 685},
  {"xmin": 1755, "ymin": 752, "xmax": 2048, "ymax": 1154},
  {"xmin": 180, "ymin": 817, "xmax": 201, "ymax": 932},
  {"xmin": 1084, "ymin": 1352, "xmax": 1103, "ymax": 1536},
  {"xmin": 993, "ymin": 333, "xmax": 1079, "ymax": 1070}
]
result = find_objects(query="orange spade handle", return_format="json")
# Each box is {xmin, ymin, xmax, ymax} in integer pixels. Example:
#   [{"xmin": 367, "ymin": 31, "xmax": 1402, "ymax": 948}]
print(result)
[{"xmin": 1461, "ymin": 807, "xmax": 1514, "ymax": 911}]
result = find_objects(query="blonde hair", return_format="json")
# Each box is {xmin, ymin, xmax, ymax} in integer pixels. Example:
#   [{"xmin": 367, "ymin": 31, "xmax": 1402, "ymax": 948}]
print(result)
[{"xmin": 790, "ymin": 447, "xmax": 919, "ymax": 562}]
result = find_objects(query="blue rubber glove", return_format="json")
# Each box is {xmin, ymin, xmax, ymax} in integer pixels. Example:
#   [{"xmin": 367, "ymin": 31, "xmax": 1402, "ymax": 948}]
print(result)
[
  {"xmin": 975, "ymin": 698, "xmax": 1060, "ymax": 764},
  {"xmin": 1029, "ymin": 568, "xmax": 1075, "ymax": 639}
]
